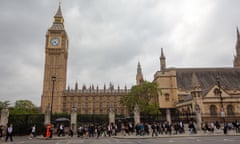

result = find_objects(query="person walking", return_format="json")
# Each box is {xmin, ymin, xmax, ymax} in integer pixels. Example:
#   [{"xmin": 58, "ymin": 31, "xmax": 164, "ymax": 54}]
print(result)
[
  {"xmin": 5, "ymin": 124, "xmax": 13, "ymax": 142},
  {"xmin": 151, "ymin": 123, "xmax": 158, "ymax": 137},
  {"xmin": 45, "ymin": 124, "xmax": 51, "ymax": 139},
  {"xmin": 29, "ymin": 125, "xmax": 36, "ymax": 139},
  {"xmin": 58, "ymin": 123, "xmax": 65, "ymax": 137}
]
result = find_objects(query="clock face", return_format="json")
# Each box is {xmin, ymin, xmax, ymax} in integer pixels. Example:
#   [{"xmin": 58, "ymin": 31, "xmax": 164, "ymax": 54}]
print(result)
[{"xmin": 50, "ymin": 37, "xmax": 60, "ymax": 46}]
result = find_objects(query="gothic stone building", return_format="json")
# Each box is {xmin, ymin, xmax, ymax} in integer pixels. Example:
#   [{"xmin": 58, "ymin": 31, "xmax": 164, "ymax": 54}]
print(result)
[
  {"xmin": 154, "ymin": 32, "xmax": 240, "ymax": 124},
  {"xmin": 41, "ymin": 5, "xmax": 144, "ymax": 115},
  {"xmin": 41, "ymin": 5, "xmax": 240, "ymax": 123}
]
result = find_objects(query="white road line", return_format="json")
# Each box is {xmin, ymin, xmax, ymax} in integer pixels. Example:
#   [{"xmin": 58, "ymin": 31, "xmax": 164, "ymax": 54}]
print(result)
[
  {"xmin": 168, "ymin": 139, "xmax": 176, "ymax": 143},
  {"xmin": 224, "ymin": 139, "xmax": 234, "ymax": 141}
]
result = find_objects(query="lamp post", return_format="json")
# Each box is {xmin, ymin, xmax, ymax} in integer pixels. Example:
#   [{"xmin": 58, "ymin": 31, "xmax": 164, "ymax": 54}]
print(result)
[
  {"xmin": 50, "ymin": 76, "xmax": 56, "ymax": 123},
  {"xmin": 216, "ymin": 76, "xmax": 225, "ymax": 123}
]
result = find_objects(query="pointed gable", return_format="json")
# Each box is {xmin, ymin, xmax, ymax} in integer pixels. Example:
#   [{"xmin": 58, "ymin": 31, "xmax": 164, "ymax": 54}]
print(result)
[{"xmin": 203, "ymin": 85, "xmax": 230, "ymax": 98}]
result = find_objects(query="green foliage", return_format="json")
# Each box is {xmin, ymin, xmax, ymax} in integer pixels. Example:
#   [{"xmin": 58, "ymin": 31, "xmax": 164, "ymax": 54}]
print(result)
[
  {"xmin": 52, "ymin": 113, "xmax": 70, "ymax": 119},
  {"xmin": 8, "ymin": 114, "xmax": 45, "ymax": 136},
  {"xmin": 145, "ymin": 104, "xmax": 160, "ymax": 115},
  {"xmin": 0, "ymin": 100, "xmax": 10, "ymax": 109},
  {"xmin": 120, "ymin": 81, "xmax": 160, "ymax": 115},
  {"xmin": 10, "ymin": 100, "xmax": 38, "ymax": 114},
  {"xmin": 15, "ymin": 100, "xmax": 36, "ymax": 109}
]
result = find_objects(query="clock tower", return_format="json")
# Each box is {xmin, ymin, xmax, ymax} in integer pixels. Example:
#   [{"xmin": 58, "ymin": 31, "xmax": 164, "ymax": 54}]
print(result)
[{"xmin": 41, "ymin": 4, "xmax": 68, "ymax": 113}]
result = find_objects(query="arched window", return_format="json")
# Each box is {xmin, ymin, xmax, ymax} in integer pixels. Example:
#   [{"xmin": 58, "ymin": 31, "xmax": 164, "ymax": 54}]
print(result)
[
  {"xmin": 227, "ymin": 105, "xmax": 234, "ymax": 115},
  {"xmin": 213, "ymin": 88, "xmax": 221, "ymax": 96},
  {"xmin": 209, "ymin": 105, "xmax": 217, "ymax": 115},
  {"xmin": 164, "ymin": 93, "xmax": 170, "ymax": 101}
]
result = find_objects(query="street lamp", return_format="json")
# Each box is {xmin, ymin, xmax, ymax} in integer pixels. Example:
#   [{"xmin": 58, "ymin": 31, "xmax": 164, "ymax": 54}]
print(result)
[
  {"xmin": 50, "ymin": 76, "xmax": 56, "ymax": 123},
  {"xmin": 216, "ymin": 76, "xmax": 225, "ymax": 123}
]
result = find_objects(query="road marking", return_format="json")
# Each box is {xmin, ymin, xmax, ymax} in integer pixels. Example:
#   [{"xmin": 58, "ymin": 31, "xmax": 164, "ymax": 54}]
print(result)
[
  {"xmin": 168, "ymin": 139, "xmax": 176, "ymax": 142},
  {"xmin": 224, "ymin": 139, "xmax": 234, "ymax": 141}
]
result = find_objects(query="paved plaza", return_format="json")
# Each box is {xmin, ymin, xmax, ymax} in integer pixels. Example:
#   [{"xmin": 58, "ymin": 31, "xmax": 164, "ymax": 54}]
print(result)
[{"xmin": 1, "ymin": 132, "xmax": 240, "ymax": 144}]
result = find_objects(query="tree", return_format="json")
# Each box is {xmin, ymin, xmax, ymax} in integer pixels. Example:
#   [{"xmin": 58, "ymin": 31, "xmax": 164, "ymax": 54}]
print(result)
[
  {"xmin": 15, "ymin": 100, "xmax": 36, "ymax": 109},
  {"xmin": 10, "ymin": 100, "xmax": 38, "ymax": 114},
  {"xmin": 120, "ymin": 81, "xmax": 160, "ymax": 116},
  {"xmin": 0, "ymin": 100, "xmax": 11, "ymax": 108}
]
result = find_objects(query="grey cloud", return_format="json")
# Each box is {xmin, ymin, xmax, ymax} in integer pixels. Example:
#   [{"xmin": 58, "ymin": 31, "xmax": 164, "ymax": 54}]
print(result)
[{"xmin": 0, "ymin": 0, "xmax": 239, "ymax": 106}]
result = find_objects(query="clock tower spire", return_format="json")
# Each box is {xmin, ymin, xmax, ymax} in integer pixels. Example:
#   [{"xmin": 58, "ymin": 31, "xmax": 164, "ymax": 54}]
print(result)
[{"xmin": 41, "ymin": 3, "xmax": 68, "ymax": 113}]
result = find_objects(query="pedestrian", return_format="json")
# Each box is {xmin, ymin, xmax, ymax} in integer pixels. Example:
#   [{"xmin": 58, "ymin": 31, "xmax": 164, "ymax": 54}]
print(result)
[
  {"xmin": 58, "ymin": 123, "xmax": 64, "ymax": 136},
  {"xmin": 96, "ymin": 126, "xmax": 101, "ymax": 138},
  {"xmin": 188, "ymin": 122, "xmax": 196, "ymax": 134},
  {"xmin": 223, "ymin": 123, "xmax": 228, "ymax": 134},
  {"xmin": 77, "ymin": 125, "xmax": 83, "ymax": 137},
  {"xmin": 45, "ymin": 124, "xmax": 51, "ymax": 139},
  {"xmin": 5, "ymin": 123, "xmax": 13, "ymax": 142},
  {"xmin": 68, "ymin": 128, "xmax": 73, "ymax": 137},
  {"xmin": 29, "ymin": 124, "xmax": 36, "ymax": 139},
  {"xmin": 151, "ymin": 123, "xmax": 158, "ymax": 137}
]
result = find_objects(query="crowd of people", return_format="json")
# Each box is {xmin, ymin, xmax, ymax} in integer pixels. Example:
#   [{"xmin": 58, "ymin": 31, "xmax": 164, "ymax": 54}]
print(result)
[
  {"xmin": 73, "ymin": 120, "xmax": 240, "ymax": 138},
  {"xmin": 0, "ymin": 120, "xmax": 239, "ymax": 141},
  {"xmin": 74, "ymin": 121, "xmax": 192, "ymax": 138},
  {"xmin": 202, "ymin": 120, "xmax": 240, "ymax": 134}
]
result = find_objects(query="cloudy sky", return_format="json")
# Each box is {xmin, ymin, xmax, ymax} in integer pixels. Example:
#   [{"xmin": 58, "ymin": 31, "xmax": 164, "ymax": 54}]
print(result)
[{"xmin": 0, "ymin": 0, "xmax": 239, "ymax": 106}]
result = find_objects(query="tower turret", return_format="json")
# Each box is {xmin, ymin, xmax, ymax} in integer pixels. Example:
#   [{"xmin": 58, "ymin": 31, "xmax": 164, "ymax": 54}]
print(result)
[
  {"xmin": 234, "ymin": 27, "xmax": 240, "ymax": 67},
  {"xmin": 191, "ymin": 73, "xmax": 202, "ymax": 97},
  {"xmin": 136, "ymin": 62, "xmax": 144, "ymax": 85},
  {"xmin": 190, "ymin": 73, "xmax": 202, "ymax": 131},
  {"xmin": 75, "ymin": 81, "xmax": 78, "ymax": 91},
  {"xmin": 160, "ymin": 48, "xmax": 166, "ymax": 71}
]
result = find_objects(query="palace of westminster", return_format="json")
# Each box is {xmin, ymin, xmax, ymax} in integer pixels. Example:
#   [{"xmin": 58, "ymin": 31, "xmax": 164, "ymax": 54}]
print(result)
[{"xmin": 41, "ymin": 5, "xmax": 240, "ymax": 123}]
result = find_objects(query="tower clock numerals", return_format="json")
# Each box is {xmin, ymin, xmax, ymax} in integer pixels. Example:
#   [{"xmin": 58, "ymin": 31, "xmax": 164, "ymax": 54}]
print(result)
[{"xmin": 50, "ymin": 37, "xmax": 60, "ymax": 46}]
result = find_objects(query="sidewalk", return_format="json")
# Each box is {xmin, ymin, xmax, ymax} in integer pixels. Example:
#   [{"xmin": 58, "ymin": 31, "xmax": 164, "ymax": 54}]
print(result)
[
  {"xmin": 112, "ymin": 130, "xmax": 240, "ymax": 139},
  {"xmin": 1, "ymin": 130, "xmax": 239, "ymax": 142},
  {"xmin": 36, "ymin": 135, "xmax": 72, "ymax": 140}
]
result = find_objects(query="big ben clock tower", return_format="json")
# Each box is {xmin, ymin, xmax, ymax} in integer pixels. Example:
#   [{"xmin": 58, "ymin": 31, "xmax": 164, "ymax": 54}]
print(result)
[{"xmin": 41, "ymin": 4, "xmax": 68, "ymax": 113}]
